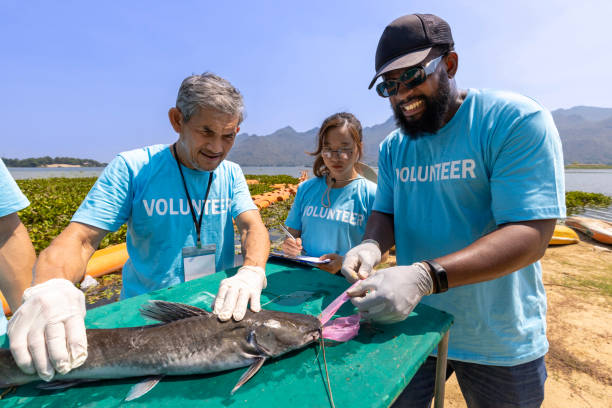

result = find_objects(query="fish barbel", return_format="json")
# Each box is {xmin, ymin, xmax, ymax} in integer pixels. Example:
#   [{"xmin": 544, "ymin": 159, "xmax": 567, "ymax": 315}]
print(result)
[{"xmin": 0, "ymin": 300, "xmax": 321, "ymax": 398}]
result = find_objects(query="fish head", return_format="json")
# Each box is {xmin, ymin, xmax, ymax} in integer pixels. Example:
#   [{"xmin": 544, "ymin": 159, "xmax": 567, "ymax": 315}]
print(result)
[{"xmin": 250, "ymin": 311, "xmax": 321, "ymax": 357}]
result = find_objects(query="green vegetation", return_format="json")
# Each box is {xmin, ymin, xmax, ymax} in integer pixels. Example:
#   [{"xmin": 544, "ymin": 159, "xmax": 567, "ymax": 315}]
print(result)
[
  {"xmin": 15, "ymin": 178, "xmax": 126, "ymax": 253},
  {"xmin": 3, "ymin": 156, "xmax": 106, "ymax": 167},
  {"xmin": 81, "ymin": 273, "xmax": 123, "ymax": 309},
  {"xmin": 16, "ymin": 175, "xmax": 298, "ymax": 254},
  {"xmin": 565, "ymin": 191, "xmax": 612, "ymax": 215},
  {"xmin": 565, "ymin": 163, "xmax": 612, "ymax": 169}
]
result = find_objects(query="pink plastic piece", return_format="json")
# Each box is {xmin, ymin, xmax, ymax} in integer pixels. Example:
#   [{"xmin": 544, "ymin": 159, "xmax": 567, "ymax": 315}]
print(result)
[
  {"xmin": 322, "ymin": 314, "xmax": 361, "ymax": 341},
  {"xmin": 319, "ymin": 281, "xmax": 361, "ymax": 342}
]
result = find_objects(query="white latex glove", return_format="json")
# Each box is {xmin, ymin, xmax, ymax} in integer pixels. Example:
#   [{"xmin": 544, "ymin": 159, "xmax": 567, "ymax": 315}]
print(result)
[
  {"xmin": 340, "ymin": 239, "xmax": 382, "ymax": 282},
  {"xmin": 214, "ymin": 265, "xmax": 267, "ymax": 322},
  {"xmin": 7, "ymin": 279, "xmax": 88, "ymax": 381},
  {"xmin": 347, "ymin": 263, "xmax": 433, "ymax": 324}
]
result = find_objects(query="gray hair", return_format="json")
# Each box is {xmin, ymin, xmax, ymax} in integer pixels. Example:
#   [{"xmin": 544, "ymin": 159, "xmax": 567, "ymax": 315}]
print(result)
[{"xmin": 176, "ymin": 72, "xmax": 245, "ymax": 124}]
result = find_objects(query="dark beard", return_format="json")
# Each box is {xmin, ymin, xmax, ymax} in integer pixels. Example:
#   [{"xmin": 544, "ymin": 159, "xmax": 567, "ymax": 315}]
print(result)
[{"xmin": 392, "ymin": 74, "xmax": 452, "ymax": 139}]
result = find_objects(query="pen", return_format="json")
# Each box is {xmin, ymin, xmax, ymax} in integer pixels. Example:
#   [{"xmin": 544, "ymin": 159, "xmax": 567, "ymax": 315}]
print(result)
[{"xmin": 279, "ymin": 224, "xmax": 296, "ymax": 242}]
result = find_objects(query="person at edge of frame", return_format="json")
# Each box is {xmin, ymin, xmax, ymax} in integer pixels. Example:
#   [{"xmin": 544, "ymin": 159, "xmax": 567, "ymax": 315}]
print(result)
[
  {"xmin": 7, "ymin": 73, "xmax": 270, "ymax": 383},
  {"xmin": 0, "ymin": 159, "xmax": 36, "ymax": 337},
  {"xmin": 341, "ymin": 14, "xmax": 565, "ymax": 408},
  {"xmin": 281, "ymin": 112, "xmax": 378, "ymax": 275}
]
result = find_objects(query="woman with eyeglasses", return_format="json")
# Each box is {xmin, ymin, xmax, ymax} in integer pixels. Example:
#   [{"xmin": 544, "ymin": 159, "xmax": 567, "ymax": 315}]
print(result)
[{"xmin": 281, "ymin": 112, "xmax": 377, "ymax": 275}]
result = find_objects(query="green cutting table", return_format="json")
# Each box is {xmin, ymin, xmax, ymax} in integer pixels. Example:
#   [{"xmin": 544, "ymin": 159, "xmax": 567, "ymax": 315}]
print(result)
[{"xmin": 0, "ymin": 261, "xmax": 453, "ymax": 407}]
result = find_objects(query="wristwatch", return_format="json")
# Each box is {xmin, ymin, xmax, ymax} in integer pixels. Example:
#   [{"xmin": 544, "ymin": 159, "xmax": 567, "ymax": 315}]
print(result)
[{"xmin": 423, "ymin": 260, "xmax": 448, "ymax": 294}]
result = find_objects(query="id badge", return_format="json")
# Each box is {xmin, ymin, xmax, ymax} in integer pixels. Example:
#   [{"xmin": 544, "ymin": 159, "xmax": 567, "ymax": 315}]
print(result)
[{"xmin": 182, "ymin": 244, "xmax": 216, "ymax": 281}]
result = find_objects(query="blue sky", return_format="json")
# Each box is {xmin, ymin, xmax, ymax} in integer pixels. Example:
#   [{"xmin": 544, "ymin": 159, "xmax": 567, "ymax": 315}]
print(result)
[{"xmin": 1, "ymin": 0, "xmax": 610, "ymax": 162}]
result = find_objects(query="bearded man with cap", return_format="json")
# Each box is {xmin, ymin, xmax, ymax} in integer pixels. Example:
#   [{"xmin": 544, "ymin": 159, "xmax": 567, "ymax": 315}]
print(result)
[{"xmin": 341, "ymin": 14, "xmax": 564, "ymax": 407}]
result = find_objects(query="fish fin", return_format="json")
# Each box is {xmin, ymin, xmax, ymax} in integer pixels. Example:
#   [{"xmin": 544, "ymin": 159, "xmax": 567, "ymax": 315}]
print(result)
[
  {"xmin": 231, "ymin": 357, "xmax": 266, "ymax": 395},
  {"xmin": 37, "ymin": 379, "xmax": 96, "ymax": 390},
  {"xmin": 124, "ymin": 375, "xmax": 164, "ymax": 401},
  {"xmin": 140, "ymin": 300, "xmax": 210, "ymax": 323},
  {"xmin": 248, "ymin": 330, "xmax": 274, "ymax": 356}
]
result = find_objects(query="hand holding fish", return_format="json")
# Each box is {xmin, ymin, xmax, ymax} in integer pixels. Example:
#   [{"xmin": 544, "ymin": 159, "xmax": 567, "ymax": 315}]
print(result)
[
  {"xmin": 340, "ymin": 239, "xmax": 382, "ymax": 282},
  {"xmin": 7, "ymin": 279, "xmax": 88, "ymax": 381},
  {"xmin": 214, "ymin": 265, "xmax": 267, "ymax": 321},
  {"xmin": 347, "ymin": 263, "xmax": 433, "ymax": 324}
]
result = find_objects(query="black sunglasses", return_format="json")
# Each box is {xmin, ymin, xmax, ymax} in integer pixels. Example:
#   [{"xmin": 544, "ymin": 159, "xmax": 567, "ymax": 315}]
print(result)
[{"xmin": 376, "ymin": 55, "xmax": 445, "ymax": 98}]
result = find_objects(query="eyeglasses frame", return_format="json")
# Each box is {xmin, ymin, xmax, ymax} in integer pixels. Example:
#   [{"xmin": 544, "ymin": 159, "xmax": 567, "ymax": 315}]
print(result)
[
  {"xmin": 375, "ymin": 54, "xmax": 446, "ymax": 98},
  {"xmin": 321, "ymin": 147, "xmax": 355, "ymax": 160}
]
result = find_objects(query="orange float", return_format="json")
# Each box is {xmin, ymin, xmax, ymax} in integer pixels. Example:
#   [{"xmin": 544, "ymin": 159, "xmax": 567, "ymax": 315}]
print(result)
[
  {"xmin": 251, "ymin": 183, "xmax": 299, "ymax": 210},
  {"xmin": 86, "ymin": 242, "xmax": 129, "ymax": 278}
]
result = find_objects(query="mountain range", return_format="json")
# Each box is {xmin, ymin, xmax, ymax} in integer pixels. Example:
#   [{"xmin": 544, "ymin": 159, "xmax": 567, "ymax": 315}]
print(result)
[{"xmin": 227, "ymin": 106, "xmax": 612, "ymax": 166}]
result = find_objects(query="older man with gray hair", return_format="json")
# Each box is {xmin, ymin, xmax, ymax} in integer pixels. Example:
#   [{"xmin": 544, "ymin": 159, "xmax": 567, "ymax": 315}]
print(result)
[{"xmin": 7, "ymin": 72, "xmax": 270, "ymax": 382}]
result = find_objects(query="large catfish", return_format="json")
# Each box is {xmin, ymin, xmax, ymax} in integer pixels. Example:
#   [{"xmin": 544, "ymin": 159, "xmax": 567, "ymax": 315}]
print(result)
[{"xmin": 0, "ymin": 300, "xmax": 322, "ymax": 400}]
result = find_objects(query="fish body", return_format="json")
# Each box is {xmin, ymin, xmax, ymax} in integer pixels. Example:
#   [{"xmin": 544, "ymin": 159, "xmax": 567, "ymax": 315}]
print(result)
[{"xmin": 0, "ymin": 301, "xmax": 321, "ymax": 393}]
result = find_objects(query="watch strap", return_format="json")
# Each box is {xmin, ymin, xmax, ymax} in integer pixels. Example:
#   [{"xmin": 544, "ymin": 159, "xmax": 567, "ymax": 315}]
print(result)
[{"xmin": 423, "ymin": 260, "xmax": 448, "ymax": 294}]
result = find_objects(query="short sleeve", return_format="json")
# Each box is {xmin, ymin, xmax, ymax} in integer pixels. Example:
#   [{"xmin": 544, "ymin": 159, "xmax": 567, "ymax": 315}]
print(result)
[
  {"xmin": 0, "ymin": 160, "xmax": 29, "ymax": 217},
  {"xmin": 373, "ymin": 139, "xmax": 395, "ymax": 215},
  {"xmin": 71, "ymin": 156, "xmax": 133, "ymax": 231},
  {"xmin": 489, "ymin": 110, "xmax": 566, "ymax": 224},
  {"xmin": 230, "ymin": 167, "xmax": 257, "ymax": 218},
  {"xmin": 365, "ymin": 181, "xmax": 377, "ymax": 214},
  {"xmin": 285, "ymin": 182, "xmax": 305, "ymax": 231}
]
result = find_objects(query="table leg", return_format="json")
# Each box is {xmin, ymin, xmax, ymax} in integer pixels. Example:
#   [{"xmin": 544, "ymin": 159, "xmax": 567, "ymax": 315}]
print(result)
[{"xmin": 433, "ymin": 330, "xmax": 450, "ymax": 408}]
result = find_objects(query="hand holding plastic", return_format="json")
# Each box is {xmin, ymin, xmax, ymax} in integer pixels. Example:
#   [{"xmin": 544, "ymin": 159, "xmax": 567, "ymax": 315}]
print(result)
[
  {"xmin": 7, "ymin": 278, "xmax": 88, "ymax": 381},
  {"xmin": 347, "ymin": 263, "xmax": 433, "ymax": 324}
]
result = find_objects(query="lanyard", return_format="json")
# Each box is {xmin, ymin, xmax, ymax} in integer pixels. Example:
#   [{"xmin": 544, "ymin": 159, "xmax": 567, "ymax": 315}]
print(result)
[{"xmin": 173, "ymin": 143, "xmax": 213, "ymax": 247}]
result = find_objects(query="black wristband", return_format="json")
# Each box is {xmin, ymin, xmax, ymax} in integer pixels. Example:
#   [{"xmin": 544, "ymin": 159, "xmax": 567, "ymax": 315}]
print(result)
[{"xmin": 423, "ymin": 260, "xmax": 448, "ymax": 294}]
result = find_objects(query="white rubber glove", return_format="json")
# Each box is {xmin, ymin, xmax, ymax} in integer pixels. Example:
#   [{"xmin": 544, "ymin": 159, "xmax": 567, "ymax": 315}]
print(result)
[
  {"xmin": 347, "ymin": 263, "xmax": 433, "ymax": 324},
  {"xmin": 340, "ymin": 239, "xmax": 382, "ymax": 282},
  {"xmin": 214, "ymin": 265, "xmax": 267, "ymax": 322},
  {"xmin": 7, "ymin": 279, "xmax": 88, "ymax": 381}
]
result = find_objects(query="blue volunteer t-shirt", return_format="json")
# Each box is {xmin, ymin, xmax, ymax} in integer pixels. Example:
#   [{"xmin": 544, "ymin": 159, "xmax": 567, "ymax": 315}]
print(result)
[
  {"xmin": 0, "ymin": 160, "xmax": 30, "ymax": 335},
  {"xmin": 72, "ymin": 144, "xmax": 257, "ymax": 299},
  {"xmin": 285, "ymin": 177, "xmax": 376, "ymax": 257},
  {"xmin": 374, "ymin": 89, "xmax": 565, "ymax": 366}
]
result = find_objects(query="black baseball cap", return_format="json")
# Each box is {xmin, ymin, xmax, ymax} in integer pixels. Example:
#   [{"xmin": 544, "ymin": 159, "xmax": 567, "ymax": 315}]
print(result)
[{"xmin": 368, "ymin": 14, "xmax": 454, "ymax": 89}]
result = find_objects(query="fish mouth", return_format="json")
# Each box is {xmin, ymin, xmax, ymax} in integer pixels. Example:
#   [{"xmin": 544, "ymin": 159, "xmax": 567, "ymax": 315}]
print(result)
[{"xmin": 302, "ymin": 330, "xmax": 320, "ymax": 345}]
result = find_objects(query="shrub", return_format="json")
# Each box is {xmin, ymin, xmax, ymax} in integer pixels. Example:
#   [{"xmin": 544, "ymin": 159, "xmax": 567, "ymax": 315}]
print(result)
[{"xmin": 565, "ymin": 191, "xmax": 611, "ymax": 215}]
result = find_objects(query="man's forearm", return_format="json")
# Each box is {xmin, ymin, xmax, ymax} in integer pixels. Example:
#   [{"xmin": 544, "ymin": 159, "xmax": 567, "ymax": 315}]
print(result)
[
  {"xmin": 33, "ymin": 222, "xmax": 105, "ymax": 285},
  {"xmin": 363, "ymin": 211, "xmax": 396, "ymax": 253},
  {"xmin": 435, "ymin": 219, "xmax": 556, "ymax": 288},
  {"xmin": 0, "ymin": 215, "xmax": 36, "ymax": 310},
  {"xmin": 241, "ymin": 224, "xmax": 270, "ymax": 268}
]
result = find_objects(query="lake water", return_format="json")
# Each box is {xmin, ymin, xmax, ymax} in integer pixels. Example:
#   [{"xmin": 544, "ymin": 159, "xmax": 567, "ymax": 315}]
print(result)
[{"xmin": 9, "ymin": 167, "xmax": 612, "ymax": 196}]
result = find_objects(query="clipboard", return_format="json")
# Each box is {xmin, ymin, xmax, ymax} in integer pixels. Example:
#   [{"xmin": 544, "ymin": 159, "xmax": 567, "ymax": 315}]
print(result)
[{"xmin": 269, "ymin": 251, "xmax": 331, "ymax": 267}]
